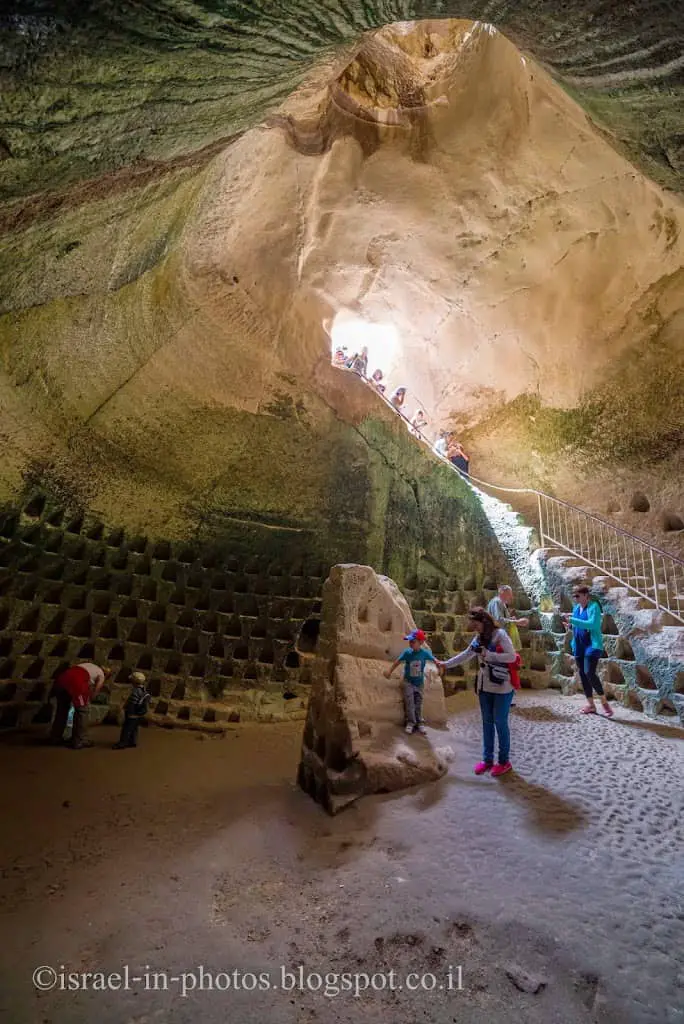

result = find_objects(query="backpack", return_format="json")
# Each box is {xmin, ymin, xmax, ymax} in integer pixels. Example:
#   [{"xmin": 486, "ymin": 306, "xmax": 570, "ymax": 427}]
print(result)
[{"xmin": 495, "ymin": 643, "xmax": 522, "ymax": 689}]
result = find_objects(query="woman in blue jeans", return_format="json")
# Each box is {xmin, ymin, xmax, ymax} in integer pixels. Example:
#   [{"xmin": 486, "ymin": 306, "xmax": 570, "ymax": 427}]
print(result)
[
  {"xmin": 438, "ymin": 608, "xmax": 517, "ymax": 776},
  {"xmin": 563, "ymin": 586, "xmax": 613, "ymax": 717}
]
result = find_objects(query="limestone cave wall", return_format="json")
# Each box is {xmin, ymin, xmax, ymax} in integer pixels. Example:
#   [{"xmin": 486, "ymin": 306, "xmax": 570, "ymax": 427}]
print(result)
[{"xmin": 0, "ymin": 5, "xmax": 683, "ymax": 566}]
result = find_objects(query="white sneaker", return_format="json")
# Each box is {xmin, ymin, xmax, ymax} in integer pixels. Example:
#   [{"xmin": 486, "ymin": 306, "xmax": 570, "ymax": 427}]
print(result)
[
  {"xmin": 405, "ymin": 723, "xmax": 414, "ymax": 734},
  {"xmin": 416, "ymin": 724, "xmax": 427, "ymax": 735}
]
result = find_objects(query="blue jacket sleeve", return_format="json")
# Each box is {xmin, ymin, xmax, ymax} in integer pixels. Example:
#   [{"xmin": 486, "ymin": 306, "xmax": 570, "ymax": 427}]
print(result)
[{"xmin": 568, "ymin": 603, "xmax": 601, "ymax": 631}]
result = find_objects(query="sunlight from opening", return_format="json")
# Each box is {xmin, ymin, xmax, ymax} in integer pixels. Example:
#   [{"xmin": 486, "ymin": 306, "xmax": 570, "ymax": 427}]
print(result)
[{"xmin": 329, "ymin": 312, "xmax": 401, "ymax": 374}]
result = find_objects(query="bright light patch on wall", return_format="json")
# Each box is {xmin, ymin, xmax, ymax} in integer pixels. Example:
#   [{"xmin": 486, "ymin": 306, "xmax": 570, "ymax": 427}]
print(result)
[{"xmin": 330, "ymin": 312, "xmax": 401, "ymax": 372}]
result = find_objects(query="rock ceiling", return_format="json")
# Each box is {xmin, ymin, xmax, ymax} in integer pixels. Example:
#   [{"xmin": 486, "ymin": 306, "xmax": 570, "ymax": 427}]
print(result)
[
  {"xmin": 0, "ymin": 2, "xmax": 682, "ymax": 554},
  {"xmin": 1, "ymin": 0, "xmax": 682, "ymax": 204}
]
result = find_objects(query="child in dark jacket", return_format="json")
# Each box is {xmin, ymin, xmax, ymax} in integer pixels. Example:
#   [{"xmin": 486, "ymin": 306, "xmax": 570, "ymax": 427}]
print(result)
[{"xmin": 113, "ymin": 671, "xmax": 151, "ymax": 749}]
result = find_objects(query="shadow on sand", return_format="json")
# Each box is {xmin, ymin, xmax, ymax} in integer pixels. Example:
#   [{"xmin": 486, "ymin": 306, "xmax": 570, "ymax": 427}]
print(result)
[{"xmin": 494, "ymin": 773, "xmax": 590, "ymax": 836}]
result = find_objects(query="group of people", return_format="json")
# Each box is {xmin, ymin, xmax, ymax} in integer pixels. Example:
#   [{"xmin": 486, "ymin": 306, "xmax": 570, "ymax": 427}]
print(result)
[
  {"xmin": 334, "ymin": 347, "xmax": 414, "ymax": 416},
  {"xmin": 386, "ymin": 584, "xmax": 611, "ymax": 775},
  {"xmin": 47, "ymin": 583, "xmax": 612, "ymax": 771},
  {"xmin": 333, "ymin": 348, "xmax": 446, "ymax": 452},
  {"xmin": 47, "ymin": 663, "xmax": 152, "ymax": 750}
]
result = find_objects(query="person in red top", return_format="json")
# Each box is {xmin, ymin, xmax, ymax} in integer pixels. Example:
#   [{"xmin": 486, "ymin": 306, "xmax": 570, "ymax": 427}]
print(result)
[{"xmin": 48, "ymin": 662, "xmax": 111, "ymax": 748}]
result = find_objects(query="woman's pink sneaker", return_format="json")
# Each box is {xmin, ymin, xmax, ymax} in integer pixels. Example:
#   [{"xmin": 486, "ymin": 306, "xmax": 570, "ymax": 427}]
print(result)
[
  {"xmin": 473, "ymin": 761, "xmax": 493, "ymax": 775},
  {"xmin": 491, "ymin": 762, "xmax": 512, "ymax": 777}
]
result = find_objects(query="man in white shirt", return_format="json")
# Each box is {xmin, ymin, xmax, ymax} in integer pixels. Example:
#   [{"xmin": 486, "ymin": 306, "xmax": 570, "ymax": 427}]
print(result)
[{"xmin": 433, "ymin": 430, "xmax": 449, "ymax": 458}]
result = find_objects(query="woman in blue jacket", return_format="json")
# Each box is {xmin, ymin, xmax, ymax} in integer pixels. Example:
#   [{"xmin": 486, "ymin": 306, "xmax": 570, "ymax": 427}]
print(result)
[{"xmin": 563, "ymin": 586, "xmax": 613, "ymax": 716}]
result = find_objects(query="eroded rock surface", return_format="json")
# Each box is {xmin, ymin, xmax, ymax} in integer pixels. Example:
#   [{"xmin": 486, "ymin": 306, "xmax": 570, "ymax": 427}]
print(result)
[
  {"xmin": 0, "ymin": 12, "xmax": 682, "ymax": 561},
  {"xmin": 298, "ymin": 564, "xmax": 451, "ymax": 813}
]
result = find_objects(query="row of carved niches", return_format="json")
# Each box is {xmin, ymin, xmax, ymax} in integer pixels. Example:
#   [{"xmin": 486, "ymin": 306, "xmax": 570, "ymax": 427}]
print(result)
[
  {"xmin": 0, "ymin": 494, "xmax": 324, "ymax": 728},
  {"xmin": 404, "ymin": 578, "xmax": 533, "ymax": 616}
]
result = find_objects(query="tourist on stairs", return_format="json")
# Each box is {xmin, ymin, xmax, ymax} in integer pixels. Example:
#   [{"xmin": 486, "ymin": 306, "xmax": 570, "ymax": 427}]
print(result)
[
  {"xmin": 433, "ymin": 430, "xmax": 450, "ymax": 458},
  {"xmin": 563, "ymin": 586, "xmax": 613, "ymax": 717},
  {"xmin": 437, "ymin": 608, "xmax": 517, "ymax": 776},
  {"xmin": 447, "ymin": 438, "xmax": 469, "ymax": 475},
  {"xmin": 389, "ymin": 385, "xmax": 407, "ymax": 411},
  {"xmin": 410, "ymin": 409, "xmax": 427, "ymax": 436},
  {"xmin": 370, "ymin": 368, "xmax": 386, "ymax": 393},
  {"xmin": 349, "ymin": 346, "xmax": 369, "ymax": 376},
  {"xmin": 47, "ymin": 662, "xmax": 111, "ymax": 748},
  {"xmin": 487, "ymin": 584, "xmax": 529, "ymax": 707}
]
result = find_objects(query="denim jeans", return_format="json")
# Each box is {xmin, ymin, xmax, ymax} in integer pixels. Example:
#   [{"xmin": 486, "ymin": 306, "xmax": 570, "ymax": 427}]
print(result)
[
  {"xmin": 118, "ymin": 716, "xmax": 142, "ymax": 747},
  {"xmin": 575, "ymin": 644, "xmax": 605, "ymax": 699},
  {"xmin": 478, "ymin": 690, "xmax": 514, "ymax": 764}
]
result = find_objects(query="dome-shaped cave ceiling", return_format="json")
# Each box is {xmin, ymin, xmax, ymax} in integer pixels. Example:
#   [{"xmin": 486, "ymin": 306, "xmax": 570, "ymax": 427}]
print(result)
[{"xmin": 0, "ymin": 1, "xmax": 683, "ymax": 553}]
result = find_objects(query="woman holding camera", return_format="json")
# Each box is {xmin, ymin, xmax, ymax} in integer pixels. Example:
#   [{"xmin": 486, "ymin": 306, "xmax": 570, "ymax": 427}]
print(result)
[
  {"xmin": 438, "ymin": 608, "xmax": 517, "ymax": 775},
  {"xmin": 562, "ymin": 585, "xmax": 613, "ymax": 716}
]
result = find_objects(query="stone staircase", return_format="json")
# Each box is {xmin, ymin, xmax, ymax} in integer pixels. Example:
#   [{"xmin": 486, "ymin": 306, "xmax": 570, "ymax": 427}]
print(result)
[{"xmin": 540, "ymin": 549, "xmax": 684, "ymax": 725}]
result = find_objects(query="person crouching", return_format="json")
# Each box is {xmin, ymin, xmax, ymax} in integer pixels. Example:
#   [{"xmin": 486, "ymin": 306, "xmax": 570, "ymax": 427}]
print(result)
[
  {"xmin": 48, "ymin": 662, "xmax": 111, "ymax": 748},
  {"xmin": 113, "ymin": 671, "xmax": 151, "ymax": 749}
]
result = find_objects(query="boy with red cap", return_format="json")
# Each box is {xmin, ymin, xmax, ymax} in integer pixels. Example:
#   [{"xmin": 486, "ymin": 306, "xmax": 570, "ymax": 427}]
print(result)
[
  {"xmin": 48, "ymin": 662, "xmax": 111, "ymax": 748},
  {"xmin": 384, "ymin": 629, "xmax": 443, "ymax": 734}
]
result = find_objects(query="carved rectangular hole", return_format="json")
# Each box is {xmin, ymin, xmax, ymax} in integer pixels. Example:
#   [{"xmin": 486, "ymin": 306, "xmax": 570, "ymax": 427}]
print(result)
[
  {"xmin": 99, "ymin": 618, "xmax": 118, "ymax": 639},
  {"xmin": 92, "ymin": 594, "xmax": 111, "ymax": 615},
  {"xmin": 128, "ymin": 622, "xmax": 147, "ymax": 644},
  {"xmin": 635, "ymin": 665, "xmax": 657, "ymax": 690},
  {"xmin": 44, "ymin": 533, "xmax": 62, "ymax": 554},
  {"xmin": 157, "ymin": 628, "xmax": 175, "ymax": 650},
  {"xmin": 209, "ymin": 636, "xmax": 224, "ymax": 658},
  {"xmin": 18, "ymin": 608, "xmax": 41, "ymax": 632},
  {"xmin": 0, "ymin": 707, "xmax": 20, "ymax": 728},
  {"xmin": 32, "ymin": 703, "xmax": 53, "ymax": 724}
]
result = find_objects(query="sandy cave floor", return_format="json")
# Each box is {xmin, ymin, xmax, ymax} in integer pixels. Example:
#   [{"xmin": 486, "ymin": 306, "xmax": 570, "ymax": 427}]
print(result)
[{"xmin": 0, "ymin": 690, "xmax": 682, "ymax": 1024}]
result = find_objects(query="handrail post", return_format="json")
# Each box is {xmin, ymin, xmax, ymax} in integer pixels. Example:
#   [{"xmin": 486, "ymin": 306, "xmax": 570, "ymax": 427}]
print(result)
[
  {"xmin": 649, "ymin": 548, "xmax": 661, "ymax": 611},
  {"xmin": 537, "ymin": 492, "xmax": 544, "ymax": 547}
]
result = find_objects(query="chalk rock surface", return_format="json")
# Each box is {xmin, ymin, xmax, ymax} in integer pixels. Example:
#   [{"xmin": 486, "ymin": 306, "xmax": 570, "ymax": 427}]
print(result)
[{"xmin": 297, "ymin": 564, "xmax": 451, "ymax": 813}]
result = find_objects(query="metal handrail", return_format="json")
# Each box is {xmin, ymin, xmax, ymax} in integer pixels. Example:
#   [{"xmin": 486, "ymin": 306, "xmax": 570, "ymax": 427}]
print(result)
[{"xmin": 342, "ymin": 364, "xmax": 684, "ymax": 624}]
